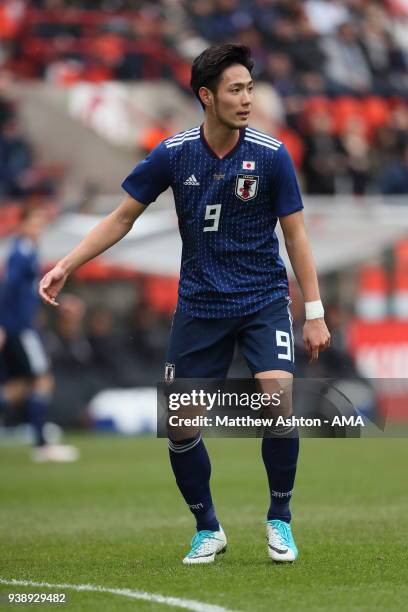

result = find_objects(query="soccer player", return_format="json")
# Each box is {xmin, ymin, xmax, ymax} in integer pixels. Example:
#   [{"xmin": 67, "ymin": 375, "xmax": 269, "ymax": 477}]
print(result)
[
  {"xmin": 0, "ymin": 207, "xmax": 79, "ymax": 462},
  {"xmin": 39, "ymin": 44, "xmax": 330, "ymax": 563}
]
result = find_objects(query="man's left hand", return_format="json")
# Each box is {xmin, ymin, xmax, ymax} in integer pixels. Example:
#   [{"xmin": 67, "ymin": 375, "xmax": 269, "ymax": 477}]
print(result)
[{"xmin": 303, "ymin": 318, "xmax": 331, "ymax": 362}]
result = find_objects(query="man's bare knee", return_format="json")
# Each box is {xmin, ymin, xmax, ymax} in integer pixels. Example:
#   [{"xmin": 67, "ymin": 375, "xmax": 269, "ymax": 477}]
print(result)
[
  {"xmin": 33, "ymin": 374, "xmax": 54, "ymax": 395},
  {"xmin": 2, "ymin": 379, "xmax": 31, "ymax": 405}
]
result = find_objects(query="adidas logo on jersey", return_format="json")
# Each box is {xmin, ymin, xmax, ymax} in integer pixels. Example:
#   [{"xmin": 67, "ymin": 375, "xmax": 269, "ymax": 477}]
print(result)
[{"xmin": 183, "ymin": 174, "xmax": 200, "ymax": 186}]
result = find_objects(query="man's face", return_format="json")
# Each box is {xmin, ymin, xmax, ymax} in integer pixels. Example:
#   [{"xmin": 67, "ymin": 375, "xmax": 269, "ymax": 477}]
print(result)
[
  {"xmin": 21, "ymin": 211, "xmax": 48, "ymax": 242},
  {"xmin": 201, "ymin": 64, "xmax": 253, "ymax": 129}
]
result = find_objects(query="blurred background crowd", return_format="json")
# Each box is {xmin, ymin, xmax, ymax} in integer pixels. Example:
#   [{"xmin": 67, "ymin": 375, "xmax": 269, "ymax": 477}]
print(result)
[
  {"xmin": 0, "ymin": 0, "xmax": 407, "ymax": 199},
  {"xmin": 0, "ymin": 0, "xmax": 407, "ymax": 436}
]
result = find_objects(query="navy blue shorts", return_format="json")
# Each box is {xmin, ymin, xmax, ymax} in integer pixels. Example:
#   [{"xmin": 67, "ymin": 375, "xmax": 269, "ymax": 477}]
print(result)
[
  {"xmin": 1, "ymin": 330, "xmax": 50, "ymax": 380},
  {"xmin": 165, "ymin": 297, "xmax": 295, "ymax": 379}
]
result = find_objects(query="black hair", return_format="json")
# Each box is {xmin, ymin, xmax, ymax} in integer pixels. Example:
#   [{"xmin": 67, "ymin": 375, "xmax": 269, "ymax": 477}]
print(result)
[{"xmin": 190, "ymin": 43, "xmax": 254, "ymax": 109}]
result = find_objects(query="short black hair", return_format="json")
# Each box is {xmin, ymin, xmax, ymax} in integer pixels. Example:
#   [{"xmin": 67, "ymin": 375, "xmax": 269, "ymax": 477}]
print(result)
[{"xmin": 191, "ymin": 43, "xmax": 254, "ymax": 109}]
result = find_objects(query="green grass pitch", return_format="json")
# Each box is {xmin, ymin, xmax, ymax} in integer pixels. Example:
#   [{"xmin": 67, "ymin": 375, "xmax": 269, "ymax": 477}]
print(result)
[{"xmin": 1, "ymin": 435, "xmax": 407, "ymax": 611}]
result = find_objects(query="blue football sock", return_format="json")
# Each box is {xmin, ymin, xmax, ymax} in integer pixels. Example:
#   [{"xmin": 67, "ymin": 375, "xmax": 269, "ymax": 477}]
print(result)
[
  {"xmin": 262, "ymin": 436, "xmax": 299, "ymax": 523},
  {"xmin": 27, "ymin": 392, "xmax": 50, "ymax": 447},
  {"xmin": 169, "ymin": 435, "xmax": 220, "ymax": 532}
]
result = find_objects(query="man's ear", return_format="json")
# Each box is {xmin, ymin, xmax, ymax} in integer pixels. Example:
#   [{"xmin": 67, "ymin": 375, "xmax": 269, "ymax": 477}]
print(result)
[{"xmin": 199, "ymin": 86, "xmax": 213, "ymax": 108}]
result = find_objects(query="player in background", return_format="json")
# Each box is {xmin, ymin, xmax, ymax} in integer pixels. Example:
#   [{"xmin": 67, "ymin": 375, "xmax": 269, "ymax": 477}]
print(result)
[
  {"xmin": 0, "ymin": 207, "xmax": 79, "ymax": 462},
  {"xmin": 39, "ymin": 44, "xmax": 330, "ymax": 562}
]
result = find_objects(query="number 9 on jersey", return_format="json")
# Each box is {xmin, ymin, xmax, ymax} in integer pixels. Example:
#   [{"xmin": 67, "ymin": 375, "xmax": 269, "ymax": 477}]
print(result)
[{"xmin": 204, "ymin": 204, "xmax": 222, "ymax": 232}]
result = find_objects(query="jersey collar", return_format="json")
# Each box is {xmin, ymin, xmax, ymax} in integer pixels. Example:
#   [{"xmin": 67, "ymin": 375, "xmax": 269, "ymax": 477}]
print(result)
[{"xmin": 200, "ymin": 124, "xmax": 246, "ymax": 160}]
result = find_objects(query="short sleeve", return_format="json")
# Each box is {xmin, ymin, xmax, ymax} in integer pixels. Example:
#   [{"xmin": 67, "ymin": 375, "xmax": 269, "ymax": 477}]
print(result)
[
  {"xmin": 271, "ymin": 144, "xmax": 304, "ymax": 217},
  {"xmin": 121, "ymin": 141, "xmax": 171, "ymax": 205}
]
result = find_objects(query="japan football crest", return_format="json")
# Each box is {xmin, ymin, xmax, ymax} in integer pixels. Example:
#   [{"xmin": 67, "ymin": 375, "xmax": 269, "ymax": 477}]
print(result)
[
  {"xmin": 164, "ymin": 362, "xmax": 175, "ymax": 384},
  {"xmin": 235, "ymin": 174, "xmax": 259, "ymax": 202}
]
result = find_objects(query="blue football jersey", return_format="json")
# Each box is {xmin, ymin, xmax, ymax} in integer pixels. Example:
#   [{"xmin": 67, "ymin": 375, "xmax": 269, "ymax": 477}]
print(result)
[
  {"xmin": 122, "ymin": 125, "xmax": 303, "ymax": 318},
  {"xmin": 0, "ymin": 237, "xmax": 40, "ymax": 334}
]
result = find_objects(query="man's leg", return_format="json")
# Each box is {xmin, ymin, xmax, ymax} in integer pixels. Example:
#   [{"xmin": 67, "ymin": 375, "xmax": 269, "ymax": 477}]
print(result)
[
  {"xmin": 165, "ymin": 309, "xmax": 235, "ymax": 563},
  {"xmin": 238, "ymin": 299, "xmax": 299, "ymax": 561},
  {"xmin": 0, "ymin": 375, "xmax": 50, "ymax": 447},
  {"xmin": 1, "ymin": 331, "xmax": 46, "ymax": 443},
  {"xmin": 256, "ymin": 372, "xmax": 299, "ymax": 524},
  {"xmin": 14, "ymin": 329, "xmax": 51, "ymax": 448},
  {"xmin": 14, "ymin": 330, "xmax": 79, "ymax": 462},
  {"xmin": 28, "ymin": 373, "xmax": 54, "ymax": 447},
  {"xmin": 262, "ymin": 436, "xmax": 299, "ymax": 523},
  {"xmin": 169, "ymin": 434, "xmax": 219, "ymax": 531},
  {"xmin": 168, "ymin": 432, "xmax": 228, "ymax": 564},
  {"xmin": 256, "ymin": 372, "xmax": 299, "ymax": 562},
  {"xmin": 29, "ymin": 371, "xmax": 79, "ymax": 463},
  {"xmin": 0, "ymin": 379, "xmax": 30, "ymax": 421}
]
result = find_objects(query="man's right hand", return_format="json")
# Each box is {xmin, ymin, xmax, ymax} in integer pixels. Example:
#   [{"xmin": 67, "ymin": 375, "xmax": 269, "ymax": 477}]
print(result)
[{"xmin": 39, "ymin": 264, "xmax": 69, "ymax": 306}]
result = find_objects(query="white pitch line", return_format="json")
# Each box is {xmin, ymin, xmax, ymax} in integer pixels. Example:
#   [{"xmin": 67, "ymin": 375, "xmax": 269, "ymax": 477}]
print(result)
[{"xmin": 0, "ymin": 578, "xmax": 237, "ymax": 612}]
